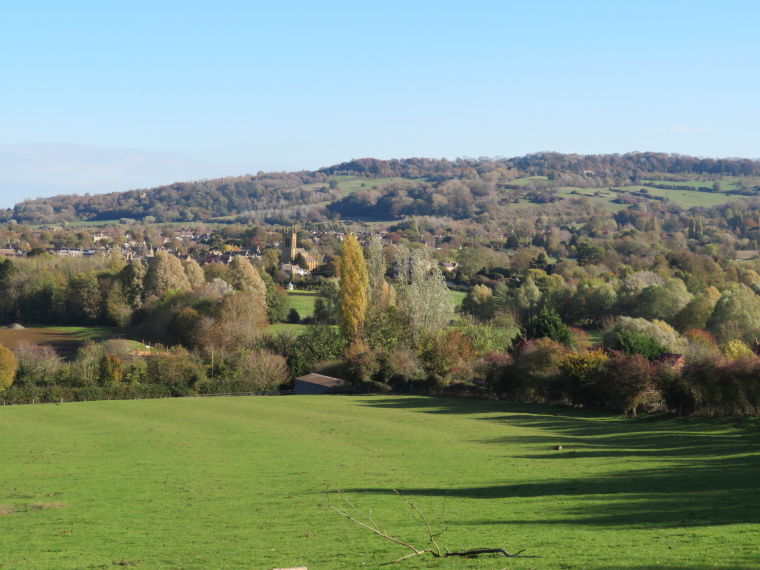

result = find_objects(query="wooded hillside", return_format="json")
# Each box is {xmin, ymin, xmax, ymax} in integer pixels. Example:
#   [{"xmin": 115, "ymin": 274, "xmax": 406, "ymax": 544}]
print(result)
[{"xmin": 7, "ymin": 152, "xmax": 760, "ymax": 225}]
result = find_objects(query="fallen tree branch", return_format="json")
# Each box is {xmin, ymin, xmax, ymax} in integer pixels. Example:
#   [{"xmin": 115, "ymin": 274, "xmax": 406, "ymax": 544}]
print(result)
[
  {"xmin": 327, "ymin": 485, "xmax": 538, "ymax": 563},
  {"xmin": 327, "ymin": 486, "xmax": 427, "ymax": 559}
]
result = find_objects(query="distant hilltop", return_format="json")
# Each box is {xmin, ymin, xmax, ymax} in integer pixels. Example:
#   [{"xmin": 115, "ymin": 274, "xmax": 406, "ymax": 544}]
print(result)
[{"xmin": 6, "ymin": 152, "xmax": 760, "ymax": 225}]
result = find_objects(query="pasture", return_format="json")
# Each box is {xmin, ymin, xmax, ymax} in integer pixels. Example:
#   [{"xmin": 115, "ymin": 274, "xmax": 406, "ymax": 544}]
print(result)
[
  {"xmin": 510, "ymin": 176, "xmax": 755, "ymax": 212},
  {"xmin": 0, "ymin": 396, "xmax": 757, "ymax": 569},
  {"xmin": 287, "ymin": 290, "xmax": 318, "ymax": 317},
  {"xmin": 0, "ymin": 326, "xmax": 129, "ymax": 358},
  {"xmin": 555, "ymin": 184, "xmax": 746, "ymax": 212},
  {"xmin": 448, "ymin": 289, "xmax": 466, "ymax": 309}
]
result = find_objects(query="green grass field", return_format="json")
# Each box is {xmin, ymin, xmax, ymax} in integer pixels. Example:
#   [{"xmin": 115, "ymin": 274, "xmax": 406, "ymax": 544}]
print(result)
[
  {"xmin": 0, "ymin": 326, "xmax": 149, "ymax": 358},
  {"xmin": 0, "ymin": 396, "xmax": 757, "ymax": 569},
  {"xmin": 555, "ymin": 184, "xmax": 747, "ymax": 212},
  {"xmin": 287, "ymin": 290, "xmax": 318, "ymax": 317},
  {"xmin": 311, "ymin": 176, "xmax": 420, "ymax": 207},
  {"xmin": 449, "ymin": 289, "xmax": 466, "ymax": 309},
  {"xmin": 265, "ymin": 323, "xmax": 312, "ymax": 334}
]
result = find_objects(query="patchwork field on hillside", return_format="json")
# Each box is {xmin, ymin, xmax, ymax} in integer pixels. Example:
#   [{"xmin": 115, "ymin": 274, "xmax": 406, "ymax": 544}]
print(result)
[
  {"xmin": 0, "ymin": 396, "xmax": 757, "ymax": 568},
  {"xmin": 0, "ymin": 326, "xmax": 127, "ymax": 357}
]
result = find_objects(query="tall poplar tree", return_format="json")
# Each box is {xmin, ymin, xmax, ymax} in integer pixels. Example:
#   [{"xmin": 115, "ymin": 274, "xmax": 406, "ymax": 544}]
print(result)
[
  {"xmin": 365, "ymin": 237, "xmax": 388, "ymax": 307},
  {"xmin": 338, "ymin": 234, "xmax": 368, "ymax": 340},
  {"xmin": 394, "ymin": 244, "xmax": 454, "ymax": 343}
]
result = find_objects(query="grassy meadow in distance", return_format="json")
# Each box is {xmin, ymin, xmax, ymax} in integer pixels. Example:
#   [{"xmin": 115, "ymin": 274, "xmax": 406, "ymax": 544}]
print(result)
[
  {"xmin": 0, "ymin": 396, "xmax": 758, "ymax": 569},
  {"xmin": 286, "ymin": 290, "xmax": 318, "ymax": 317},
  {"xmin": 282, "ymin": 290, "xmax": 465, "ymax": 324},
  {"xmin": 0, "ymin": 326, "xmax": 138, "ymax": 358},
  {"xmin": 513, "ymin": 176, "xmax": 755, "ymax": 212}
]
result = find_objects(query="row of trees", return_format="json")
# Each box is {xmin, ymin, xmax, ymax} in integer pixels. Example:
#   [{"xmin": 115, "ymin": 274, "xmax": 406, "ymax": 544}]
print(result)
[{"xmin": 0, "ymin": 252, "xmax": 291, "ymax": 333}]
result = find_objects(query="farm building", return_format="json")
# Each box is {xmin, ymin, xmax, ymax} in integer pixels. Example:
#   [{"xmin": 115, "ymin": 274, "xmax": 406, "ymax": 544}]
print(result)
[{"xmin": 294, "ymin": 373, "xmax": 351, "ymax": 395}]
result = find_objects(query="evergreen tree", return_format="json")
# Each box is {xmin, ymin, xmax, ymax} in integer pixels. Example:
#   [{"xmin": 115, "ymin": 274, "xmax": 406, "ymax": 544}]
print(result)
[
  {"xmin": 614, "ymin": 330, "xmax": 667, "ymax": 360},
  {"xmin": 520, "ymin": 308, "xmax": 574, "ymax": 347}
]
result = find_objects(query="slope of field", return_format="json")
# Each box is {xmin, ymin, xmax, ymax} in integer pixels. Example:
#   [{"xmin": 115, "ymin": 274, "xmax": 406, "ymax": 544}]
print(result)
[
  {"xmin": 0, "ymin": 326, "xmax": 127, "ymax": 357},
  {"xmin": 555, "ymin": 184, "xmax": 750, "ymax": 211},
  {"xmin": 0, "ymin": 396, "xmax": 757, "ymax": 569}
]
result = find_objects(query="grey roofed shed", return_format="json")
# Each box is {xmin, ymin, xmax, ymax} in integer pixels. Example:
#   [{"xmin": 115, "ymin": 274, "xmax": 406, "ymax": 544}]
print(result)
[{"xmin": 294, "ymin": 373, "xmax": 349, "ymax": 395}]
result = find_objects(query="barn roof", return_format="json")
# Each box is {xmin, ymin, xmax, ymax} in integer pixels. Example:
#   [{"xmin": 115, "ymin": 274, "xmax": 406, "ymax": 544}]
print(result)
[{"xmin": 295, "ymin": 373, "xmax": 346, "ymax": 388}]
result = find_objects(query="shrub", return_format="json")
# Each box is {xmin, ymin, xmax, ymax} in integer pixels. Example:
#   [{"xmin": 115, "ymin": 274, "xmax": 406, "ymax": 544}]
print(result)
[
  {"xmin": 680, "ymin": 353, "xmax": 726, "ymax": 414},
  {"xmin": 98, "ymin": 354, "xmax": 123, "ymax": 386},
  {"xmin": 14, "ymin": 343, "xmax": 62, "ymax": 387},
  {"xmin": 343, "ymin": 340, "xmax": 379, "ymax": 386},
  {"xmin": 502, "ymin": 338, "xmax": 570, "ymax": 402},
  {"xmin": 719, "ymin": 340, "xmax": 754, "ymax": 360},
  {"xmin": 604, "ymin": 316, "xmax": 685, "ymax": 353},
  {"xmin": 419, "ymin": 330, "xmax": 477, "ymax": 387},
  {"xmin": 613, "ymin": 330, "xmax": 668, "ymax": 360},
  {"xmin": 0, "ymin": 344, "xmax": 16, "ymax": 390},
  {"xmin": 375, "ymin": 347, "xmax": 424, "ymax": 388},
  {"xmin": 145, "ymin": 347, "xmax": 206, "ymax": 395},
  {"xmin": 655, "ymin": 362, "xmax": 699, "ymax": 416},
  {"xmin": 237, "ymin": 349, "xmax": 290, "ymax": 390},
  {"xmin": 559, "ymin": 349, "xmax": 608, "ymax": 406},
  {"xmin": 519, "ymin": 308, "xmax": 574, "ymax": 347},
  {"xmin": 599, "ymin": 351, "xmax": 654, "ymax": 416}
]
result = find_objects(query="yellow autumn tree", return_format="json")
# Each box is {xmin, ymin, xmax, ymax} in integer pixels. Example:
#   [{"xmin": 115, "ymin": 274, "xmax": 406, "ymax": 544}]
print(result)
[
  {"xmin": 338, "ymin": 234, "xmax": 368, "ymax": 340},
  {"xmin": 0, "ymin": 344, "xmax": 17, "ymax": 390},
  {"xmin": 560, "ymin": 349, "xmax": 609, "ymax": 406}
]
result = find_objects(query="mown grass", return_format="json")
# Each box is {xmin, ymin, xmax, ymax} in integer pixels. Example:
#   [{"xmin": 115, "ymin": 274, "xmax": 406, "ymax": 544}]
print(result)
[
  {"xmin": 266, "ymin": 323, "xmax": 312, "ymax": 334},
  {"xmin": 43, "ymin": 326, "xmax": 123, "ymax": 341},
  {"xmin": 287, "ymin": 290, "xmax": 318, "ymax": 317},
  {"xmin": 0, "ymin": 396, "xmax": 757, "ymax": 569}
]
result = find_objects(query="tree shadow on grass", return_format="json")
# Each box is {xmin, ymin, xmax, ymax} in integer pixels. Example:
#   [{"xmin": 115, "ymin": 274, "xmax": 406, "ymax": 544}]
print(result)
[{"xmin": 353, "ymin": 396, "xmax": 760, "ymax": 529}]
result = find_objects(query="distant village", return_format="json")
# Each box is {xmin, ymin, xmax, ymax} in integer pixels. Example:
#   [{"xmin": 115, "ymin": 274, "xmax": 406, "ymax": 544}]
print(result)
[{"xmin": 0, "ymin": 225, "xmax": 462, "ymax": 281}]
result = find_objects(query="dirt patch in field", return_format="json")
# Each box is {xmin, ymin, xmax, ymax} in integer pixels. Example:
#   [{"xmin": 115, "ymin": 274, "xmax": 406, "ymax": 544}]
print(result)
[
  {"xmin": 0, "ymin": 329, "xmax": 114, "ymax": 358},
  {"xmin": 0, "ymin": 502, "xmax": 66, "ymax": 516}
]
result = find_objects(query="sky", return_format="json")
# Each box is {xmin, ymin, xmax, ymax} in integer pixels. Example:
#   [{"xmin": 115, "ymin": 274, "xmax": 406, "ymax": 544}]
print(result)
[{"xmin": 1, "ymin": 0, "xmax": 759, "ymax": 208}]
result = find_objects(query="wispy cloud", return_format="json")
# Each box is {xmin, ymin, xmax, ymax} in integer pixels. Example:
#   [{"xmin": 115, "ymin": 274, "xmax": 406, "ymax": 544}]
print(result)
[{"xmin": 643, "ymin": 125, "xmax": 712, "ymax": 134}]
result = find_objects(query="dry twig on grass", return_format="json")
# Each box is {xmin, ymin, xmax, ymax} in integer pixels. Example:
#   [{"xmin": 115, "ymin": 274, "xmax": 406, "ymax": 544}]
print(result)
[{"xmin": 326, "ymin": 484, "xmax": 537, "ymax": 564}]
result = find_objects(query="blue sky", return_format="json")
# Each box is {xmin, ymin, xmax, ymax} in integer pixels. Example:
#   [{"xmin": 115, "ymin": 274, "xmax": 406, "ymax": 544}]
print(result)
[{"xmin": 1, "ymin": 0, "xmax": 758, "ymax": 208}]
